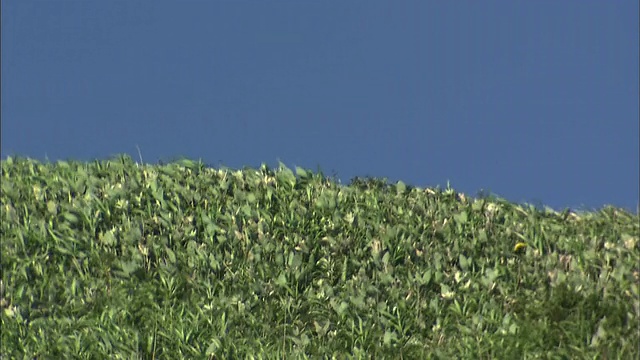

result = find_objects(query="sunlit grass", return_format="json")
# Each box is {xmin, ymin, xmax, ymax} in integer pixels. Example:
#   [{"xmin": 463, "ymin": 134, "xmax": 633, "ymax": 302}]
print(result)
[{"xmin": 1, "ymin": 155, "xmax": 638, "ymax": 358}]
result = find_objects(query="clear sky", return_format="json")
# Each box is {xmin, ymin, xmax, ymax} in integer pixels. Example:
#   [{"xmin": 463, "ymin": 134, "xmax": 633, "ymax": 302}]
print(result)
[{"xmin": 2, "ymin": 1, "xmax": 638, "ymax": 213}]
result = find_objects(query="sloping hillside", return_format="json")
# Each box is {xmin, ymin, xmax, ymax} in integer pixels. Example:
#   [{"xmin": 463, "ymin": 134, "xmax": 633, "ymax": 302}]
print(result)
[{"xmin": 1, "ymin": 155, "xmax": 638, "ymax": 358}]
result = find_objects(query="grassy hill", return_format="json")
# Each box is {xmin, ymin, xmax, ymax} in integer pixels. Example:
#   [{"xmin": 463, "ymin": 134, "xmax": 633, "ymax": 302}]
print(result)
[{"xmin": 1, "ymin": 155, "xmax": 638, "ymax": 358}]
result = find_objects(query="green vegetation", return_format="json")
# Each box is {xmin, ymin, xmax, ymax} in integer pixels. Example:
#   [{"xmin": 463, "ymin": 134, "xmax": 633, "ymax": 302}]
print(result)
[{"xmin": 1, "ymin": 155, "xmax": 638, "ymax": 358}]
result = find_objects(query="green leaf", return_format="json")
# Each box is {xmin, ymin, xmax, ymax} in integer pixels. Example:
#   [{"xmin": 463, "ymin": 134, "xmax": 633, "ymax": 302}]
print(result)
[
  {"xmin": 116, "ymin": 259, "xmax": 139, "ymax": 278},
  {"xmin": 440, "ymin": 284, "xmax": 454, "ymax": 299},
  {"xmin": 205, "ymin": 339, "xmax": 221, "ymax": 356},
  {"xmin": 383, "ymin": 331, "xmax": 397, "ymax": 346},
  {"xmin": 275, "ymin": 273, "xmax": 287, "ymax": 287},
  {"xmin": 63, "ymin": 212, "xmax": 79, "ymax": 224},
  {"xmin": 99, "ymin": 230, "xmax": 117, "ymax": 247},
  {"xmin": 47, "ymin": 201, "xmax": 58, "ymax": 215},
  {"xmin": 295, "ymin": 167, "xmax": 308, "ymax": 178},
  {"xmin": 420, "ymin": 270, "xmax": 432, "ymax": 285},
  {"xmin": 459, "ymin": 254, "xmax": 469, "ymax": 271},
  {"xmin": 165, "ymin": 247, "xmax": 176, "ymax": 264},
  {"xmin": 276, "ymin": 164, "xmax": 296, "ymax": 189},
  {"xmin": 453, "ymin": 211, "xmax": 468, "ymax": 224}
]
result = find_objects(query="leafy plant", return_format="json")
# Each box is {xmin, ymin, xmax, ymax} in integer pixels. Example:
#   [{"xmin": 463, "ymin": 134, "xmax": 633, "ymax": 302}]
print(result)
[{"xmin": 1, "ymin": 155, "xmax": 638, "ymax": 358}]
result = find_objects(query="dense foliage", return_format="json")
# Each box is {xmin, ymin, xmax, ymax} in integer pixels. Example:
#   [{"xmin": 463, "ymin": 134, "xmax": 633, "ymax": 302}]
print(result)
[{"xmin": 1, "ymin": 155, "xmax": 638, "ymax": 358}]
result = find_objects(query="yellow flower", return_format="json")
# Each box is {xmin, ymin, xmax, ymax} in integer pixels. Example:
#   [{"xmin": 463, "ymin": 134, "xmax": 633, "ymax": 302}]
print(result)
[{"xmin": 513, "ymin": 242, "xmax": 527, "ymax": 253}]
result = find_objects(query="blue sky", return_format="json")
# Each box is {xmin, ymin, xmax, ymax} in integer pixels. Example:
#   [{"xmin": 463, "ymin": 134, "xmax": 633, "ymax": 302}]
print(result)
[{"xmin": 2, "ymin": 1, "xmax": 638, "ymax": 213}]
